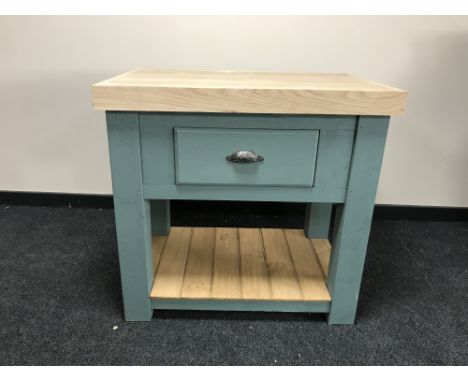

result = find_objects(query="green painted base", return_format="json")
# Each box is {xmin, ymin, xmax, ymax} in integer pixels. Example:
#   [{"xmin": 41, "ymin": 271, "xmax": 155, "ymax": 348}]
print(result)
[
  {"xmin": 151, "ymin": 298, "xmax": 331, "ymax": 313},
  {"xmin": 105, "ymin": 111, "xmax": 391, "ymax": 324}
]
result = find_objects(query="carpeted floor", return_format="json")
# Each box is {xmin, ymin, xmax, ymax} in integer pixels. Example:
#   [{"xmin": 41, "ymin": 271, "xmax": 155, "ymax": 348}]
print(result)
[{"xmin": 0, "ymin": 203, "xmax": 467, "ymax": 365}]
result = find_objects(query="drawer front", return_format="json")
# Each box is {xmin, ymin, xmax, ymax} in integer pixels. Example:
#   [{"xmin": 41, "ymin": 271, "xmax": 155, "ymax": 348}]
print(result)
[{"xmin": 174, "ymin": 128, "xmax": 319, "ymax": 187}]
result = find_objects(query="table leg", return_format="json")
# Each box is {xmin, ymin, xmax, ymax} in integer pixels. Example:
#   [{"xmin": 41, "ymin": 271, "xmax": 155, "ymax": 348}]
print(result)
[
  {"xmin": 304, "ymin": 203, "xmax": 332, "ymax": 239},
  {"xmin": 151, "ymin": 200, "xmax": 170, "ymax": 236},
  {"xmin": 327, "ymin": 116, "xmax": 389, "ymax": 324},
  {"xmin": 106, "ymin": 111, "xmax": 153, "ymax": 321}
]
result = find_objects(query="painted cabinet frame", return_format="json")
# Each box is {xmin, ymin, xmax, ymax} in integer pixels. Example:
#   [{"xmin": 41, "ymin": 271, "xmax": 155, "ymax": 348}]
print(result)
[{"xmin": 106, "ymin": 111, "xmax": 389, "ymax": 324}]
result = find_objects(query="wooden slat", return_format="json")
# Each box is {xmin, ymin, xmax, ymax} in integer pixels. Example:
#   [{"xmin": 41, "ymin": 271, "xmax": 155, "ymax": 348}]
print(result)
[
  {"xmin": 152, "ymin": 235, "xmax": 167, "ymax": 274},
  {"xmin": 180, "ymin": 227, "xmax": 216, "ymax": 298},
  {"xmin": 150, "ymin": 227, "xmax": 192, "ymax": 298},
  {"xmin": 212, "ymin": 228, "xmax": 242, "ymax": 299},
  {"xmin": 284, "ymin": 230, "xmax": 331, "ymax": 301},
  {"xmin": 238, "ymin": 228, "xmax": 271, "ymax": 300},
  {"xmin": 310, "ymin": 239, "xmax": 331, "ymax": 278},
  {"xmin": 92, "ymin": 69, "xmax": 407, "ymax": 115},
  {"xmin": 150, "ymin": 227, "xmax": 331, "ymax": 303},
  {"xmin": 260, "ymin": 228, "xmax": 303, "ymax": 300}
]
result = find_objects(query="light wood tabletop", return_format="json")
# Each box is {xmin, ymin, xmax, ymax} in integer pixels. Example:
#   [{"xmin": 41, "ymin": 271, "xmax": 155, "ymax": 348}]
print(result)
[{"xmin": 92, "ymin": 69, "xmax": 407, "ymax": 115}]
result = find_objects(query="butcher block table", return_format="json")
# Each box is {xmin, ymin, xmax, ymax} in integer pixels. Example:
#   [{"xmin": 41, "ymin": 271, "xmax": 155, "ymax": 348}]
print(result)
[{"xmin": 92, "ymin": 69, "xmax": 407, "ymax": 324}]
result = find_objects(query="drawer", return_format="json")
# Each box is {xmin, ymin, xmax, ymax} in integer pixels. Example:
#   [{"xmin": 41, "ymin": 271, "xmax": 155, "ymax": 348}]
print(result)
[{"xmin": 174, "ymin": 128, "xmax": 319, "ymax": 187}]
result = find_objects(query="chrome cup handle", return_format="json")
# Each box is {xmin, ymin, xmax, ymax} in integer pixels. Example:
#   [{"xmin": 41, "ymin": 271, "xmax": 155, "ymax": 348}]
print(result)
[{"xmin": 226, "ymin": 150, "xmax": 264, "ymax": 163}]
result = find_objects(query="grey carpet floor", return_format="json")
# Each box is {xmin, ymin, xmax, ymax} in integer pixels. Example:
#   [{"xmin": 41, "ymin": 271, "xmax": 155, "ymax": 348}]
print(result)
[{"xmin": 0, "ymin": 204, "xmax": 467, "ymax": 365}]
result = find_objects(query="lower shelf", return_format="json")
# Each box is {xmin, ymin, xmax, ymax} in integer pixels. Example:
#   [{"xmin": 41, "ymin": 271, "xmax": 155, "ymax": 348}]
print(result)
[
  {"xmin": 150, "ymin": 227, "xmax": 331, "ymax": 305},
  {"xmin": 150, "ymin": 298, "xmax": 331, "ymax": 312}
]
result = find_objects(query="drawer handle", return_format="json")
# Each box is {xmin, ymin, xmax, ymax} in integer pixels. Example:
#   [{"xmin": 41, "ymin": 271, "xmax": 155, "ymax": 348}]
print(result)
[{"xmin": 226, "ymin": 150, "xmax": 264, "ymax": 163}]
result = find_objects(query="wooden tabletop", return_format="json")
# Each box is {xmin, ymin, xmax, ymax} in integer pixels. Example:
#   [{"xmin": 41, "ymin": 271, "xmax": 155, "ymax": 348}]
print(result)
[{"xmin": 92, "ymin": 69, "xmax": 407, "ymax": 115}]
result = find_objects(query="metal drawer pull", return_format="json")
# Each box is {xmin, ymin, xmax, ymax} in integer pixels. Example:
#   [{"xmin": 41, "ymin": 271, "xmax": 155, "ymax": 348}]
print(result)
[{"xmin": 226, "ymin": 150, "xmax": 264, "ymax": 163}]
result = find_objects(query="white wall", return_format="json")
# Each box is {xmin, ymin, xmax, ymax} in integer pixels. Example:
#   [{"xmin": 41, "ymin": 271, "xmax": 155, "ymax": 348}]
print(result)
[{"xmin": 1, "ymin": 16, "xmax": 467, "ymax": 206}]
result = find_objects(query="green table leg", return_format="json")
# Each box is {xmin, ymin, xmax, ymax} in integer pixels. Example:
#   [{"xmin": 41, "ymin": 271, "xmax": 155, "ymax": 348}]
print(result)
[
  {"xmin": 106, "ymin": 111, "xmax": 153, "ymax": 321},
  {"xmin": 151, "ymin": 200, "xmax": 170, "ymax": 236},
  {"xmin": 327, "ymin": 116, "xmax": 389, "ymax": 324},
  {"xmin": 304, "ymin": 203, "xmax": 332, "ymax": 239}
]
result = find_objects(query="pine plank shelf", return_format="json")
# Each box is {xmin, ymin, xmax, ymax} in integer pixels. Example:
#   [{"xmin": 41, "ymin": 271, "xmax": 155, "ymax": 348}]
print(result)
[{"xmin": 150, "ymin": 227, "xmax": 331, "ymax": 308}]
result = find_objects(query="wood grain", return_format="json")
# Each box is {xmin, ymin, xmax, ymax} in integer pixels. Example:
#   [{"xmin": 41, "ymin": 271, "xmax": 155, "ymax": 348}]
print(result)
[
  {"xmin": 151, "ymin": 235, "xmax": 167, "ymax": 274},
  {"xmin": 181, "ymin": 227, "xmax": 216, "ymax": 298},
  {"xmin": 92, "ymin": 69, "xmax": 407, "ymax": 115},
  {"xmin": 150, "ymin": 227, "xmax": 331, "ymax": 302},
  {"xmin": 150, "ymin": 227, "xmax": 192, "ymax": 298},
  {"xmin": 284, "ymin": 229, "xmax": 331, "ymax": 301},
  {"xmin": 260, "ymin": 228, "xmax": 303, "ymax": 300},
  {"xmin": 310, "ymin": 239, "xmax": 331, "ymax": 277},
  {"xmin": 212, "ymin": 228, "xmax": 242, "ymax": 299},
  {"xmin": 239, "ymin": 228, "xmax": 271, "ymax": 300}
]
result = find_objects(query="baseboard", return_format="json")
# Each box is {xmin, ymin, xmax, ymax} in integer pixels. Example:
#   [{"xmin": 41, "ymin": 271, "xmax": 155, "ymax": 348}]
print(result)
[
  {"xmin": 373, "ymin": 205, "xmax": 468, "ymax": 221},
  {"xmin": 0, "ymin": 191, "xmax": 466, "ymax": 222},
  {"xmin": 0, "ymin": 191, "xmax": 114, "ymax": 209}
]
